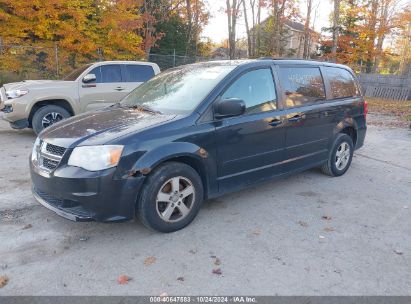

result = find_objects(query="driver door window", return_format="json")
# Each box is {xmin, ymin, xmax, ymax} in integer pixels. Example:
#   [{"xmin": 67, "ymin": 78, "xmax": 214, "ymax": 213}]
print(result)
[{"xmin": 222, "ymin": 68, "xmax": 277, "ymax": 115}]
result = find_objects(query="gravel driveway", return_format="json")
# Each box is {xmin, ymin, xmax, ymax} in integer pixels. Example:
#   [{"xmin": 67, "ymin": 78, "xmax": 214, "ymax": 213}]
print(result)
[{"xmin": 0, "ymin": 115, "xmax": 410, "ymax": 295}]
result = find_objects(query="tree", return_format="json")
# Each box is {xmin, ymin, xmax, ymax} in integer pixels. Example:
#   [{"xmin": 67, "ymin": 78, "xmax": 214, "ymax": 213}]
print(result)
[
  {"xmin": 303, "ymin": 0, "xmax": 313, "ymax": 59},
  {"xmin": 226, "ymin": 0, "xmax": 243, "ymax": 59},
  {"xmin": 331, "ymin": 0, "xmax": 341, "ymax": 62}
]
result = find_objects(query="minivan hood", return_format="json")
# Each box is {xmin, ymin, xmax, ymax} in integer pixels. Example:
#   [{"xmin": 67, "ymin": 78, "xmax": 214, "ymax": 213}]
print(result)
[{"xmin": 40, "ymin": 107, "xmax": 176, "ymax": 147}]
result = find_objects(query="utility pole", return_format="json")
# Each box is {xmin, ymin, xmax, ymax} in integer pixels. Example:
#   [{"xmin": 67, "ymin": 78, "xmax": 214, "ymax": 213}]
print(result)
[
  {"xmin": 54, "ymin": 42, "xmax": 59, "ymax": 78},
  {"xmin": 173, "ymin": 49, "xmax": 176, "ymax": 67}
]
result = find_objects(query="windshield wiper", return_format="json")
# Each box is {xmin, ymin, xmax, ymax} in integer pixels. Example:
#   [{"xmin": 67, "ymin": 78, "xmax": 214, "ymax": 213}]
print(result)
[{"xmin": 129, "ymin": 104, "xmax": 162, "ymax": 114}]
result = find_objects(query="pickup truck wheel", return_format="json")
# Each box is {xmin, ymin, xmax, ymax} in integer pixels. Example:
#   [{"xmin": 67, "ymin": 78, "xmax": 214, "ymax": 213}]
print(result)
[
  {"xmin": 32, "ymin": 105, "xmax": 71, "ymax": 135},
  {"xmin": 321, "ymin": 133, "xmax": 354, "ymax": 177},
  {"xmin": 137, "ymin": 162, "xmax": 204, "ymax": 233}
]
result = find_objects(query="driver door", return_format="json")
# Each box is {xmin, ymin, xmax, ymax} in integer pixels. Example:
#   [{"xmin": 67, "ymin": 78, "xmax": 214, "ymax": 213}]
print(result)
[
  {"xmin": 214, "ymin": 67, "xmax": 287, "ymax": 191},
  {"xmin": 79, "ymin": 64, "xmax": 127, "ymax": 112}
]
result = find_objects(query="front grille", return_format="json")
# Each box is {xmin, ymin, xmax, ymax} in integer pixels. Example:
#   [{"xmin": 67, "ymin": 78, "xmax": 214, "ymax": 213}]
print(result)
[
  {"xmin": 42, "ymin": 158, "xmax": 59, "ymax": 170},
  {"xmin": 46, "ymin": 143, "xmax": 66, "ymax": 156},
  {"xmin": 36, "ymin": 141, "xmax": 66, "ymax": 172}
]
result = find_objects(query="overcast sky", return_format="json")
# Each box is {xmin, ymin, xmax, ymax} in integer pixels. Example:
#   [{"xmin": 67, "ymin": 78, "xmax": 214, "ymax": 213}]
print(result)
[{"xmin": 202, "ymin": 0, "xmax": 334, "ymax": 43}]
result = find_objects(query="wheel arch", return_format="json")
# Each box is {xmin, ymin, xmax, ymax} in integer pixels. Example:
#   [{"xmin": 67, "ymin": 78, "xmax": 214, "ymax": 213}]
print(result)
[
  {"xmin": 333, "ymin": 118, "xmax": 358, "ymax": 148},
  {"xmin": 28, "ymin": 99, "xmax": 74, "ymax": 127},
  {"xmin": 131, "ymin": 143, "xmax": 214, "ymax": 199}
]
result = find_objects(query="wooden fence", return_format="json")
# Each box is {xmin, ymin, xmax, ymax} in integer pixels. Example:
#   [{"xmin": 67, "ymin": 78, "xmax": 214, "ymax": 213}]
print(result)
[{"xmin": 357, "ymin": 74, "xmax": 411, "ymax": 101}]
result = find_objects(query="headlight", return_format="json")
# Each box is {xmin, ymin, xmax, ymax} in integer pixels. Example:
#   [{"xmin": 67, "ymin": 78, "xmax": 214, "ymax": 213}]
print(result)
[
  {"xmin": 31, "ymin": 137, "xmax": 41, "ymax": 163},
  {"xmin": 6, "ymin": 89, "xmax": 29, "ymax": 99},
  {"xmin": 68, "ymin": 145, "xmax": 124, "ymax": 171}
]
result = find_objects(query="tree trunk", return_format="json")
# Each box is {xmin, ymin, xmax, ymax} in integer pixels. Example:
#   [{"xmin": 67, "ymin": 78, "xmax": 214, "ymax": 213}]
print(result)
[
  {"xmin": 185, "ymin": 0, "xmax": 192, "ymax": 56},
  {"xmin": 303, "ymin": 0, "xmax": 313, "ymax": 59},
  {"xmin": 243, "ymin": 0, "xmax": 252, "ymax": 57},
  {"xmin": 331, "ymin": 0, "xmax": 340, "ymax": 62},
  {"xmin": 365, "ymin": 0, "xmax": 378, "ymax": 73},
  {"xmin": 256, "ymin": 0, "xmax": 261, "ymax": 56},
  {"xmin": 226, "ymin": 0, "xmax": 242, "ymax": 59},
  {"xmin": 372, "ymin": 0, "xmax": 390, "ymax": 73},
  {"xmin": 272, "ymin": 0, "xmax": 280, "ymax": 55}
]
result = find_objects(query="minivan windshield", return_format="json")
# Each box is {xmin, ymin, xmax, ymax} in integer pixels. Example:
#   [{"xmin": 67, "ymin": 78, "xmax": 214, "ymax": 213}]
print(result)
[
  {"xmin": 120, "ymin": 63, "xmax": 236, "ymax": 114},
  {"xmin": 63, "ymin": 64, "xmax": 93, "ymax": 81}
]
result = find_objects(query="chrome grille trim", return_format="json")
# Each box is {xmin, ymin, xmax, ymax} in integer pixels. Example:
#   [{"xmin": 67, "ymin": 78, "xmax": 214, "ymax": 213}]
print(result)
[{"xmin": 38, "ymin": 141, "xmax": 66, "ymax": 172}]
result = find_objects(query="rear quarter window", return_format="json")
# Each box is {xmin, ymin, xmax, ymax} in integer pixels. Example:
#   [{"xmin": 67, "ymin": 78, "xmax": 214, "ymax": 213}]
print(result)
[
  {"xmin": 324, "ymin": 67, "xmax": 360, "ymax": 99},
  {"xmin": 124, "ymin": 64, "xmax": 155, "ymax": 82},
  {"xmin": 278, "ymin": 66, "xmax": 326, "ymax": 108}
]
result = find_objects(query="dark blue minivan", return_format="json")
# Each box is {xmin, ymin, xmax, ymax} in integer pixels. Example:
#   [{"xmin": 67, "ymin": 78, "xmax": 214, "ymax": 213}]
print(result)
[{"xmin": 30, "ymin": 59, "xmax": 367, "ymax": 232}]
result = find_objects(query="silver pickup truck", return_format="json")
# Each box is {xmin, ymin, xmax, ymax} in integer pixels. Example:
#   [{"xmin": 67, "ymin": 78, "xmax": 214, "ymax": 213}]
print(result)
[{"xmin": 0, "ymin": 61, "xmax": 160, "ymax": 134}]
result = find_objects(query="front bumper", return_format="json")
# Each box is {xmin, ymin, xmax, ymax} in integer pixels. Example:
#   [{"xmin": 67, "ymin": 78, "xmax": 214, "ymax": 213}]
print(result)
[{"xmin": 30, "ymin": 162, "xmax": 145, "ymax": 222}]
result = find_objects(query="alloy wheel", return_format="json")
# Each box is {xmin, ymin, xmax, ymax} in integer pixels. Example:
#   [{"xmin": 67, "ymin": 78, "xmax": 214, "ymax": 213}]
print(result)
[
  {"xmin": 156, "ymin": 176, "xmax": 195, "ymax": 223},
  {"xmin": 335, "ymin": 142, "xmax": 351, "ymax": 170},
  {"xmin": 42, "ymin": 112, "xmax": 63, "ymax": 128}
]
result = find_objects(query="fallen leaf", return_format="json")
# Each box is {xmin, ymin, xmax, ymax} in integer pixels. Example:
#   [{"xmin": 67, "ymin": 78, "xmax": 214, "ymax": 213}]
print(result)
[
  {"xmin": 212, "ymin": 268, "xmax": 222, "ymax": 275},
  {"xmin": 252, "ymin": 229, "xmax": 261, "ymax": 235},
  {"xmin": 298, "ymin": 221, "xmax": 309, "ymax": 227},
  {"xmin": 22, "ymin": 224, "xmax": 32, "ymax": 230},
  {"xmin": 144, "ymin": 256, "xmax": 156, "ymax": 266},
  {"xmin": 177, "ymin": 277, "xmax": 184, "ymax": 281},
  {"xmin": 393, "ymin": 250, "xmax": 403, "ymax": 255},
  {"xmin": 0, "ymin": 276, "xmax": 9, "ymax": 288},
  {"xmin": 319, "ymin": 235, "xmax": 326, "ymax": 239},
  {"xmin": 322, "ymin": 216, "xmax": 332, "ymax": 220},
  {"xmin": 214, "ymin": 258, "xmax": 221, "ymax": 266},
  {"xmin": 117, "ymin": 275, "xmax": 131, "ymax": 285},
  {"xmin": 323, "ymin": 227, "xmax": 335, "ymax": 232}
]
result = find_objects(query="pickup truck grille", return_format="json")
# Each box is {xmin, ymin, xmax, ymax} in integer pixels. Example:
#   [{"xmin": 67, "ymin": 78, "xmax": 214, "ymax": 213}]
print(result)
[{"xmin": 38, "ymin": 141, "xmax": 66, "ymax": 172}]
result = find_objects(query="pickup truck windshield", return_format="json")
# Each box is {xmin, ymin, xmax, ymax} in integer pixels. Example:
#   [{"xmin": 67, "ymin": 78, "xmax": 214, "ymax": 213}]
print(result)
[
  {"xmin": 121, "ymin": 64, "xmax": 236, "ymax": 114},
  {"xmin": 64, "ymin": 64, "xmax": 92, "ymax": 81}
]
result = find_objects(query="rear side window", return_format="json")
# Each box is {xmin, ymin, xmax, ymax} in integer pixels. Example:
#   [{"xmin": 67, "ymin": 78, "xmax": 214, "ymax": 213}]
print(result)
[
  {"xmin": 124, "ymin": 65, "xmax": 155, "ymax": 82},
  {"xmin": 279, "ymin": 67, "xmax": 325, "ymax": 108},
  {"xmin": 222, "ymin": 68, "xmax": 277, "ymax": 114},
  {"xmin": 324, "ymin": 67, "xmax": 359, "ymax": 99}
]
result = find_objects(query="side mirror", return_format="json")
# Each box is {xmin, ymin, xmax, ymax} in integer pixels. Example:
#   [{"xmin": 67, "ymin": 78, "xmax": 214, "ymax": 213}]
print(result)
[
  {"xmin": 214, "ymin": 98, "xmax": 246, "ymax": 119},
  {"xmin": 82, "ymin": 73, "xmax": 96, "ymax": 83}
]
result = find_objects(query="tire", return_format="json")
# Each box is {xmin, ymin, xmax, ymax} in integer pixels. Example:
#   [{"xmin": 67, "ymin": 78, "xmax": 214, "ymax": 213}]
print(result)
[
  {"xmin": 137, "ymin": 161, "xmax": 204, "ymax": 233},
  {"xmin": 321, "ymin": 133, "xmax": 354, "ymax": 177},
  {"xmin": 32, "ymin": 105, "xmax": 71, "ymax": 135}
]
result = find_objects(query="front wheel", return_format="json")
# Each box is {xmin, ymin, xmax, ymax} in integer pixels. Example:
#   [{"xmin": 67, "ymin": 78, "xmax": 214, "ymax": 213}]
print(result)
[
  {"xmin": 137, "ymin": 162, "xmax": 204, "ymax": 233},
  {"xmin": 321, "ymin": 133, "xmax": 354, "ymax": 177},
  {"xmin": 32, "ymin": 105, "xmax": 71, "ymax": 135}
]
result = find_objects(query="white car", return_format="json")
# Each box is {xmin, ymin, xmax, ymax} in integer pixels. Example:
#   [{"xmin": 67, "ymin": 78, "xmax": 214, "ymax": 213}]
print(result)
[{"xmin": 0, "ymin": 61, "xmax": 160, "ymax": 134}]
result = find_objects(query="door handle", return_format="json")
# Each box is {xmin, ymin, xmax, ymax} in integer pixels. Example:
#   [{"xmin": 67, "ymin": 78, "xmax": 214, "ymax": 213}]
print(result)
[
  {"xmin": 269, "ymin": 119, "xmax": 283, "ymax": 127},
  {"xmin": 288, "ymin": 115, "xmax": 302, "ymax": 123},
  {"xmin": 114, "ymin": 87, "xmax": 125, "ymax": 91}
]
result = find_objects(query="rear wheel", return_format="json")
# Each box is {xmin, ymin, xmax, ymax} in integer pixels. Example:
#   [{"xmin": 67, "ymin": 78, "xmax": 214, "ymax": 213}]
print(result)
[
  {"xmin": 32, "ymin": 105, "xmax": 71, "ymax": 135},
  {"xmin": 321, "ymin": 133, "xmax": 354, "ymax": 177},
  {"xmin": 137, "ymin": 162, "xmax": 204, "ymax": 233}
]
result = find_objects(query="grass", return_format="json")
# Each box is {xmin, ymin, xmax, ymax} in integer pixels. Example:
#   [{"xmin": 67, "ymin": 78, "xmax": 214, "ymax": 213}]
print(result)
[{"xmin": 366, "ymin": 98, "xmax": 411, "ymax": 122}]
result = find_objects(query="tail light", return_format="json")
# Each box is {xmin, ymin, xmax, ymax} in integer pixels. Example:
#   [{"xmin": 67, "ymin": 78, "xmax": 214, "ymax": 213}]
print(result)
[{"xmin": 363, "ymin": 100, "xmax": 368, "ymax": 117}]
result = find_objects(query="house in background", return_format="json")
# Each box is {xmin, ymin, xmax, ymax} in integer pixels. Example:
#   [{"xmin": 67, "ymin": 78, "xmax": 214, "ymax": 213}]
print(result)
[{"xmin": 250, "ymin": 18, "xmax": 321, "ymax": 58}]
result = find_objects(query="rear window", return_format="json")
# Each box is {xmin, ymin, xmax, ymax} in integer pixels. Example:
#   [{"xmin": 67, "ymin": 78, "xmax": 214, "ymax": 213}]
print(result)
[
  {"xmin": 124, "ymin": 64, "xmax": 155, "ymax": 82},
  {"xmin": 324, "ymin": 67, "xmax": 359, "ymax": 99},
  {"xmin": 279, "ymin": 67, "xmax": 325, "ymax": 108}
]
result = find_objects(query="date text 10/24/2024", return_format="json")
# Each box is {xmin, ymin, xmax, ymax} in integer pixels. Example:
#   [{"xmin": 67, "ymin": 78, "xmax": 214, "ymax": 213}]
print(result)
[{"xmin": 149, "ymin": 296, "xmax": 257, "ymax": 303}]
